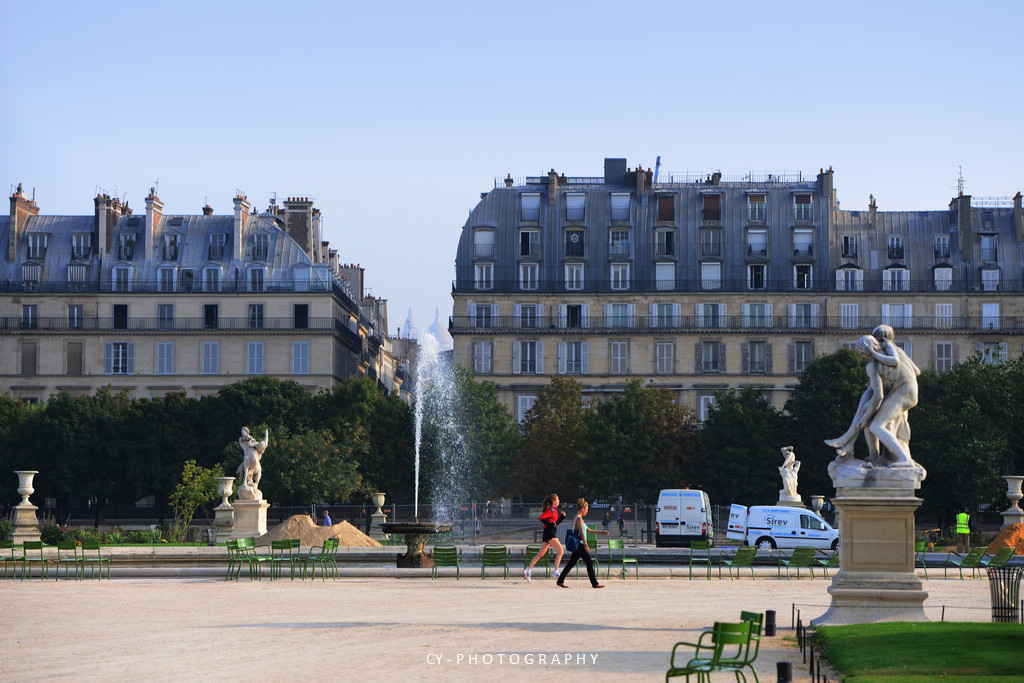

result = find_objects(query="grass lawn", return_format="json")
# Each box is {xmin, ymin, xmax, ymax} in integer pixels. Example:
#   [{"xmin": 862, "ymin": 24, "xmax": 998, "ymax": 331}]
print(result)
[{"xmin": 816, "ymin": 622, "xmax": 1024, "ymax": 682}]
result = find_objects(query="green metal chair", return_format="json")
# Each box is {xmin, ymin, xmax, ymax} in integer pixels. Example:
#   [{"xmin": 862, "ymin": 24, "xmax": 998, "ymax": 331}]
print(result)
[
  {"xmin": 914, "ymin": 540, "xmax": 929, "ymax": 579},
  {"xmin": 688, "ymin": 540, "xmax": 713, "ymax": 580},
  {"xmin": 719, "ymin": 546, "xmax": 757, "ymax": 580},
  {"xmin": 666, "ymin": 620, "xmax": 752, "ymax": 682},
  {"xmin": 943, "ymin": 546, "xmax": 987, "ymax": 579},
  {"xmin": 303, "ymin": 538, "xmax": 340, "ymax": 580},
  {"xmin": 523, "ymin": 543, "xmax": 552, "ymax": 579},
  {"xmin": 606, "ymin": 538, "xmax": 639, "ymax": 579},
  {"xmin": 20, "ymin": 541, "xmax": 49, "ymax": 580},
  {"xmin": 269, "ymin": 539, "xmax": 300, "ymax": 580},
  {"xmin": 814, "ymin": 550, "xmax": 839, "ymax": 579},
  {"xmin": 0, "ymin": 541, "xmax": 19, "ymax": 580},
  {"xmin": 480, "ymin": 545, "xmax": 509, "ymax": 579},
  {"xmin": 224, "ymin": 538, "xmax": 246, "ymax": 581},
  {"xmin": 236, "ymin": 537, "xmax": 271, "ymax": 580},
  {"xmin": 79, "ymin": 541, "xmax": 111, "ymax": 580},
  {"xmin": 55, "ymin": 540, "xmax": 82, "ymax": 580},
  {"xmin": 778, "ymin": 546, "xmax": 819, "ymax": 579},
  {"xmin": 979, "ymin": 546, "xmax": 1016, "ymax": 569},
  {"xmin": 431, "ymin": 544, "xmax": 461, "ymax": 580}
]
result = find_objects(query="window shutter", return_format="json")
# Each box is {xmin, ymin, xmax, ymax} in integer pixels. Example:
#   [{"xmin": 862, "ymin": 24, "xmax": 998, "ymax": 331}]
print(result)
[
  {"xmin": 695, "ymin": 304, "xmax": 703, "ymax": 327},
  {"xmin": 627, "ymin": 304, "xmax": 635, "ymax": 326},
  {"xmin": 104, "ymin": 343, "xmax": 112, "ymax": 374},
  {"xmin": 787, "ymin": 343, "xmax": 796, "ymax": 373},
  {"xmin": 558, "ymin": 304, "xmax": 567, "ymax": 328},
  {"xmin": 881, "ymin": 304, "xmax": 889, "ymax": 324},
  {"xmin": 719, "ymin": 342, "xmax": 727, "ymax": 373},
  {"xmin": 765, "ymin": 303, "xmax": 773, "ymax": 327},
  {"xmin": 537, "ymin": 304, "xmax": 545, "ymax": 326},
  {"xmin": 581, "ymin": 342, "xmax": 590, "ymax": 374},
  {"xmin": 1000, "ymin": 342, "xmax": 1008, "ymax": 362},
  {"xmin": 741, "ymin": 304, "xmax": 749, "ymax": 328},
  {"xmin": 581, "ymin": 304, "xmax": 589, "ymax": 328},
  {"xmin": 536, "ymin": 342, "xmax": 544, "ymax": 374},
  {"xmin": 513, "ymin": 304, "xmax": 521, "ymax": 327},
  {"xmin": 741, "ymin": 342, "xmax": 749, "ymax": 373},
  {"xmin": 788, "ymin": 304, "xmax": 796, "ymax": 328},
  {"xmin": 975, "ymin": 342, "xmax": 984, "ymax": 356},
  {"xmin": 810, "ymin": 304, "xmax": 819, "ymax": 328},
  {"xmin": 558, "ymin": 342, "xmax": 566, "ymax": 374},
  {"xmin": 673, "ymin": 304, "xmax": 681, "ymax": 327},
  {"xmin": 905, "ymin": 304, "xmax": 913, "ymax": 329},
  {"xmin": 836, "ymin": 270, "xmax": 844, "ymax": 291},
  {"xmin": 765, "ymin": 343, "xmax": 773, "ymax": 373},
  {"xmin": 467, "ymin": 300, "xmax": 476, "ymax": 320},
  {"xmin": 694, "ymin": 342, "xmax": 703, "ymax": 373},
  {"xmin": 604, "ymin": 304, "xmax": 612, "ymax": 326},
  {"xmin": 649, "ymin": 303, "xmax": 658, "ymax": 328},
  {"xmin": 718, "ymin": 304, "xmax": 727, "ymax": 324},
  {"xmin": 512, "ymin": 342, "xmax": 521, "ymax": 375},
  {"xmin": 127, "ymin": 343, "xmax": 135, "ymax": 374}
]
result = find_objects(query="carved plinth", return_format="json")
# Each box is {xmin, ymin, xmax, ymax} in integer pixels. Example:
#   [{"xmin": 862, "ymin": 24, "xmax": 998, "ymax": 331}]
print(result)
[
  {"xmin": 11, "ymin": 504, "xmax": 41, "ymax": 544},
  {"xmin": 813, "ymin": 471, "xmax": 928, "ymax": 626},
  {"xmin": 230, "ymin": 499, "xmax": 269, "ymax": 540}
]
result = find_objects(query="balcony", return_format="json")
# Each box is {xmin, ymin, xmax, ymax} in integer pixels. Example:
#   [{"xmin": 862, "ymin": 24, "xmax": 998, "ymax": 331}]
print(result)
[
  {"xmin": 701, "ymin": 209, "xmax": 721, "ymax": 224},
  {"xmin": 0, "ymin": 314, "xmax": 340, "ymax": 333}
]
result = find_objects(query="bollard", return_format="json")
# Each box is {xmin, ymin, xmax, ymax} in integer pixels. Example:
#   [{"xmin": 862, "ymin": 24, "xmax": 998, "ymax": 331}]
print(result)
[
  {"xmin": 777, "ymin": 661, "xmax": 792, "ymax": 682},
  {"xmin": 765, "ymin": 609, "xmax": 777, "ymax": 636}
]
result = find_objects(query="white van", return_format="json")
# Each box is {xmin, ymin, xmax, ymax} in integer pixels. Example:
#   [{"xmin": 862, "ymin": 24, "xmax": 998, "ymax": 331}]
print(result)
[
  {"xmin": 654, "ymin": 489, "xmax": 713, "ymax": 547},
  {"xmin": 726, "ymin": 505, "xmax": 838, "ymax": 551}
]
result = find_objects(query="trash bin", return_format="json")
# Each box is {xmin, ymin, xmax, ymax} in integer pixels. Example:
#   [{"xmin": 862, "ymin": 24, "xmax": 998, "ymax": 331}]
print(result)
[{"xmin": 986, "ymin": 565, "xmax": 1024, "ymax": 623}]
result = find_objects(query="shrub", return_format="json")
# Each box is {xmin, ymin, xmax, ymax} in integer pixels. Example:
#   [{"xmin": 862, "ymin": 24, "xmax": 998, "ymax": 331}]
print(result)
[
  {"xmin": 40, "ymin": 524, "xmax": 71, "ymax": 545},
  {"xmin": 104, "ymin": 529, "xmax": 126, "ymax": 545},
  {"xmin": 72, "ymin": 527, "xmax": 102, "ymax": 545},
  {"xmin": 0, "ymin": 517, "xmax": 11, "ymax": 541}
]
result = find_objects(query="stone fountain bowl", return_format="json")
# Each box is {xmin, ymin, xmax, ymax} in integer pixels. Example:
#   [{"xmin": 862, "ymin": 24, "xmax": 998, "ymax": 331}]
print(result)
[{"xmin": 380, "ymin": 522, "xmax": 452, "ymax": 569}]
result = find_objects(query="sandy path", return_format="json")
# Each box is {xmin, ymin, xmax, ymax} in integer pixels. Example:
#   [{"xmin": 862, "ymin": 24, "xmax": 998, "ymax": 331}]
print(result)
[{"xmin": 0, "ymin": 576, "xmax": 993, "ymax": 682}]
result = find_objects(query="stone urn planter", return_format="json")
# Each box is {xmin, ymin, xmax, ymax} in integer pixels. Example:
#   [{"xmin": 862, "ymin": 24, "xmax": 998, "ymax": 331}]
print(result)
[
  {"xmin": 15, "ymin": 470, "xmax": 38, "ymax": 505},
  {"xmin": 1002, "ymin": 475, "xmax": 1024, "ymax": 530},
  {"xmin": 11, "ymin": 470, "xmax": 41, "ymax": 543}
]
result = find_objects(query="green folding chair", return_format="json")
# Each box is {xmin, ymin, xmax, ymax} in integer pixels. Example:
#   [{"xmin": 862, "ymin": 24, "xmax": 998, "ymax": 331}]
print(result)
[{"xmin": 688, "ymin": 540, "xmax": 712, "ymax": 580}]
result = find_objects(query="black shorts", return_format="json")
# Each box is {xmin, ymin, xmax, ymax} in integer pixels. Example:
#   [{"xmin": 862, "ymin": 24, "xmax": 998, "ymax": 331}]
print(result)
[{"xmin": 542, "ymin": 525, "xmax": 557, "ymax": 543}]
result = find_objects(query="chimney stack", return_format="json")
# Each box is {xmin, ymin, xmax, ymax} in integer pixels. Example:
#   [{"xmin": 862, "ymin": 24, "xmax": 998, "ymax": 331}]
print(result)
[
  {"xmin": 547, "ymin": 169, "xmax": 560, "ymax": 204},
  {"xmin": 144, "ymin": 188, "xmax": 163, "ymax": 260},
  {"xmin": 1013, "ymin": 192, "xmax": 1023, "ymax": 242},
  {"xmin": 202, "ymin": 204, "xmax": 214, "ymax": 216},
  {"xmin": 232, "ymin": 194, "xmax": 251, "ymax": 261},
  {"xmin": 8, "ymin": 184, "xmax": 40, "ymax": 262},
  {"xmin": 504, "ymin": 173, "xmax": 514, "ymax": 188},
  {"xmin": 868, "ymin": 194, "xmax": 877, "ymax": 227},
  {"xmin": 282, "ymin": 196, "xmax": 314, "ymax": 259}
]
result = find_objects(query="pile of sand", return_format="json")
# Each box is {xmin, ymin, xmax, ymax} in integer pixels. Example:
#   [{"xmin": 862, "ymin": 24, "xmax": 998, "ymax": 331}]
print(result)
[
  {"xmin": 986, "ymin": 523, "xmax": 1024, "ymax": 554},
  {"xmin": 256, "ymin": 515, "xmax": 380, "ymax": 548}
]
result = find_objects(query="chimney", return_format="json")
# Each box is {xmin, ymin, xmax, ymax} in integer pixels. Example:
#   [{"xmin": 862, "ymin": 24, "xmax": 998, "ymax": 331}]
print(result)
[
  {"xmin": 868, "ymin": 194, "xmax": 877, "ymax": 227},
  {"xmin": 1013, "ymin": 192, "xmax": 1023, "ymax": 242},
  {"xmin": 312, "ymin": 208, "xmax": 323, "ymax": 262},
  {"xmin": 504, "ymin": 173, "xmax": 514, "ymax": 187},
  {"xmin": 636, "ymin": 167, "xmax": 653, "ymax": 195},
  {"xmin": 547, "ymin": 169, "xmax": 560, "ymax": 204},
  {"xmin": 953, "ymin": 194, "xmax": 972, "ymax": 256},
  {"xmin": 282, "ymin": 196, "xmax": 314, "ymax": 259},
  {"xmin": 144, "ymin": 188, "xmax": 163, "ymax": 260},
  {"xmin": 94, "ymin": 193, "xmax": 120, "ymax": 259},
  {"xmin": 202, "ymin": 204, "xmax": 213, "ymax": 216},
  {"xmin": 8, "ymin": 184, "xmax": 40, "ymax": 262},
  {"xmin": 233, "ymin": 194, "xmax": 251, "ymax": 261}
]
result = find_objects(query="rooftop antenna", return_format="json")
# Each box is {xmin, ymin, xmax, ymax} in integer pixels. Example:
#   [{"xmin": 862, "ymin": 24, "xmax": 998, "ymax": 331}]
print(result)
[
  {"xmin": 957, "ymin": 166, "xmax": 964, "ymax": 196},
  {"xmin": 153, "ymin": 179, "xmax": 160, "ymax": 196}
]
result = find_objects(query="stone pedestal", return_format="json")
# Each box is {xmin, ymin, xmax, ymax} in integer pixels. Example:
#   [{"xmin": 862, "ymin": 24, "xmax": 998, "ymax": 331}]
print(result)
[
  {"xmin": 777, "ymin": 494, "xmax": 806, "ymax": 509},
  {"xmin": 230, "ymin": 499, "xmax": 269, "ymax": 540},
  {"xmin": 368, "ymin": 492, "xmax": 387, "ymax": 541},
  {"xmin": 813, "ymin": 462, "xmax": 928, "ymax": 626},
  {"xmin": 11, "ymin": 470, "xmax": 41, "ymax": 544},
  {"xmin": 213, "ymin": 506, "xmax": 235, "ymax": 543}
]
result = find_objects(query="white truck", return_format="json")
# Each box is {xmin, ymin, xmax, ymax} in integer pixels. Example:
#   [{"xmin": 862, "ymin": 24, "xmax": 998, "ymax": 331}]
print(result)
[
  {"xmin": 654, "ymin": 489, "xmax": 714, "ymax": 547},
  {"xmin": 726, "ymin": 504, "xmax": 838, "ymax": 551}
]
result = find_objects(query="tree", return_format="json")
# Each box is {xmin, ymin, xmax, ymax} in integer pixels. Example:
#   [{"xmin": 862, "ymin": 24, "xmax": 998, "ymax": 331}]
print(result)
[
  {"xmin": 169, "ymin": 460, "xmax": 221, "ymax": 541},
  {"xmin": 262, "ymin": 427, "xmax": 366, "ymax": 505},
  {"xmin": 699, "ymin": 387, "xmax": 790, "ymax": 505},
  {"xmin": 516, "ymin": 377, "xmax": 589, "ymax": 500}
]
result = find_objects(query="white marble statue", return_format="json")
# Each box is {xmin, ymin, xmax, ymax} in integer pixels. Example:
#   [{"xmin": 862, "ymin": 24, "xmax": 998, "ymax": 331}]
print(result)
[
  {"xmin": 778, "ymin": 446, "xmax": 800, "ymax": 499},
  {"xmin": 826, "ymin": 325, "xmax": 924, "ymax": 473},
  {"xmin": 236, "ymin": 427, "xmax": 269, "ymax": 500}
]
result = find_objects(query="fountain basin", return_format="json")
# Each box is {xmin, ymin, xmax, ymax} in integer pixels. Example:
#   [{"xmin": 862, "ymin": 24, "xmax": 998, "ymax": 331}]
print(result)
[{"xmin": 381, "ymin": 522, "xmax": 451, "ymax": 568}]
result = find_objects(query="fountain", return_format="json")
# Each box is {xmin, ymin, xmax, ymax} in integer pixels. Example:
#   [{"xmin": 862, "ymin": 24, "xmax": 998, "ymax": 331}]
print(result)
[{"xmin": 381, "ymin": 332, "xmax": 461, "ymax": 567}]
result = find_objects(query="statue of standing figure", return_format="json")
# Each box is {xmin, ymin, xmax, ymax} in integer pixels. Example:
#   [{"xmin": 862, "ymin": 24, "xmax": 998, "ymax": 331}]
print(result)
[
  {"xmin": 779, "ymin": 446, "xmax": 800, "ymax": 500},
  {"xmin": 825, "ymin": 325, "xmax": 922, "ymax": 469},
  {"xmin": 237, "ymin": 427, "xmax": 269, "ymax": 500}
]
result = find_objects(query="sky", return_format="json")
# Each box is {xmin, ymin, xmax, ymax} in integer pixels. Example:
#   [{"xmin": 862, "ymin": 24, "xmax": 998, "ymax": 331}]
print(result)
[{"xmin": 2, "ymin": 1, "xmax": 1023, "ymax": 339}]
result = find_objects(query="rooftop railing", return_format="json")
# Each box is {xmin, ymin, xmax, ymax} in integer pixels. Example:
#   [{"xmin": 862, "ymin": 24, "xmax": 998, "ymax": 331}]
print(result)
[{"xmin": 0, "ymin": 315, "xmax": 338, "ymax": 333}]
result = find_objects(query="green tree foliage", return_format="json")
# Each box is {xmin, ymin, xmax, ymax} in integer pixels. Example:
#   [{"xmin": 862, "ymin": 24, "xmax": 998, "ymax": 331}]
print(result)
[
  {"xmin": 168, "ymin": 460, "xmax": 220, "ymax": 541},
  {"xmin": 262, "ymin": 427, "xmax": 366, "ymax": 505},
  {"xmin": 784, "ymin": 349, "xmax": 870, "ymax": 497},
  {"xmin": 451, "ymin": 368, "xmax": 518, "ymax": 501},
  {"xmin": 581, "ymin": 379, "xmax": 699, "ymax": 502},
  {"xmin": 516, "ymin": 377, "xmax": 588, "ymax": 500},
  {"xmin": 699, "ymin": 387, "xmax": 791, "ymax": 505},
  {"xmin": 203, "ymin": 377, "xmax": 315, "ymax": 456}
]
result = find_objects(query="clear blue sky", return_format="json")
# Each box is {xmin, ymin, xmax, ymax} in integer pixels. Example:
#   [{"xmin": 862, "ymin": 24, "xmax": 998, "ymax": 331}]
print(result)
[{"xmin": 3, "ymin": 1, "xmax": 1022, "ymax": 338}]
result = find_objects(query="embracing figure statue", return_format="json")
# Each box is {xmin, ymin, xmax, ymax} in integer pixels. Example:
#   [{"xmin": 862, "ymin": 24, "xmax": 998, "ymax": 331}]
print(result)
[
  {"xmin": 825, "ymin": 325, "xmax": 922, "ymax": 469},
  {"xmin": 237, "ymin": 426, "xmax": 269, "ymax": 500}
]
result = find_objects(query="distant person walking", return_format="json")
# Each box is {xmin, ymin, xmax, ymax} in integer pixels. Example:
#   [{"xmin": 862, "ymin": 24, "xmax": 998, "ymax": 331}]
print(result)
[
  {"xmin": 310, "ymin": 510, "xmax": 318, "ymax": 525},
  {"xmin": 323, "ymin": 510, "xmax": 333, "ymax": 527},
  {"xmin": 557, "ymin": 498, "xmax": 607, "ymax": 589},
  {"xmin": 602, "ymin": 511, "xmax": 610, "ymax": 533},
  {"xmin": 525, "ymin": 494, "xmax": 565, "ymax": 583},
  {"xmin": 955, "ymin": 507, "xmax": 970, "ymax": 553}
]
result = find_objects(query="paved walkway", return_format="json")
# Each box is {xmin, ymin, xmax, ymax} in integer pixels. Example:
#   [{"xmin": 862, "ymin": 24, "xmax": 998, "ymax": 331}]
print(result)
[{"xmin": 1, "ymin": 575, "xmax": 993, "ymax": 681}]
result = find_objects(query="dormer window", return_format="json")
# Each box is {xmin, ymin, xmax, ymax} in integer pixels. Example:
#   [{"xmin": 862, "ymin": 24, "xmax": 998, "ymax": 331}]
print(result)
[
  {"xmin": 164, "ymin": 234, "xmax": 179, "ymax": 261},
  {"xmin": 981, "ymin": 235, "xmax": 997, "ymax": 262},
  {"xmin": 610, "ymin": 193, "xmax": 630, "ymax": 222},
  {"xmin": 249, "ymin": 267, "xmax": 265, "ymax": 292},
  {"xmin": 520, "ymin": 193, "xmax": 540, "ymax": 222},
  {"xmin": 118, "ymin": 234, "xmax": 136, "ymax": 260},
  {"xmin": 702, "ymin": 195, "xmax": 721, "ymax": 223},
  {"xmin": 841, "ymin": 235, "xmax": 857, "ymax": 259},
  {"xmin": 887, "ymin": 236, "xmax": 904, "ymax": 260},
  {"xmin": 748, "ymin": 195, "xmax": 766, "ymax": 222},
  {"xmin": 657, "ymin": 195, "xmax": 675, "ymax": 223},
  {"xmin": 794, "ymin": 194, "xmax": 812, "ymax": 222},
  {"xmin": 934, "ymin": 235, "xmax": 950, "ymax": 259},
  {"xmin": 27, "ymin": 233, "xmax": 48, "ymax": 260},
  {"xmin": 71, "ymin": 234, "xmax": 91, "ymax": 260},
  {"xmin": 566, "ymin": 193, "xmax": 585, "ymax": 222},
  {"xmin": 793, "ymin": 229, "xmax": 813, "ymax": 258},
  {"xmin": 253, "ymin": 233, "xmax": 269, "ymax": 261},
  {"xmin": 209, "ymin": 234, "xmax": 226, "ymax": 260}
]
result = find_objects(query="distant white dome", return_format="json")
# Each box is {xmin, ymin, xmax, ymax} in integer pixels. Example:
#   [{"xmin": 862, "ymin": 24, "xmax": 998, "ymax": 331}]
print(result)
[{"xmin": 426, "ymin": 306, "xmax": 453, "ymax": 350}]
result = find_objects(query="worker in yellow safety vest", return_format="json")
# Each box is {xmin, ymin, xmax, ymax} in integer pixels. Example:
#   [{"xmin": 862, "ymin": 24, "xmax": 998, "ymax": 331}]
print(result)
[{"xmin": 954, "ymin": 508, "xmax": 970, "ymax": 553}]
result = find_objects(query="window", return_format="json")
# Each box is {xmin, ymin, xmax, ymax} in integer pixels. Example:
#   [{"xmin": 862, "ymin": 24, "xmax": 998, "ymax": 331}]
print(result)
[
  {"xmin": 253, "ymin": 234, "xmax": 269, "ymax": 260},
  {"xmin": 519, "ymin": 229, "xmax": 540, "ymax": 257},
  {"xmin": 608, "ymin": 303, "xmax": 632, "ymax": 328},
  {"xmin": 114, "ymin": 267, "xmax": 131, "ymax": 293},
  {"xmin": 105, "ymin": 342, "xmax": 134, "ymax": 375},
  {"xmin": 67, "ymin": 342, "xmax": 83, "ymax": 376},
  {"xmin": 67, "ymin": 264, "xmax": 87, "ymax": 287},
  {"xmin": 747, "ymin": 264, "xmax": 765, "ymax": 290},
  {"xmin": 793, "ymin": 229, "xmax": 813, "ymax": 257},
  {"xmin": 887, "ymin": 236, "xmax": 904, "ymax": 260},
  {"xmin": 655, "ymin": 229, "xmax": 675, "ymax": 256},
  {"xmin": 202, "ymin": 342, "xmax": 219, "ymax": 375},
  {"xmin": 841, "ymin": 235, "xmax": 857, "ymax": 259},
  {"xmin": 696, "ymin": 303, "xmax": 725, "ymax": 328},
  {"xmin": 203, "ymin": 267, "xmax": 220, "ymax": 292},
  {"xmin": 517, "ymin": 395, "xmax": 537, "ymax": 422},
  {"xmin": 154, "ymin": 267, "xmax": 173, "ymax": 293},
  {"xmin": 610, "ymin": 340, "xmax": 629, "ymax": 374},
  {"xmin": 609, "ymin": 230, "xmax": 630, "ymax": 257},
  {"xmin": 514, "ymin": 341, "xmax": 542, "ymax": 374},
  {"xmin": 27, "ymin": 233, "xmax": 48, "ymax": 260},
  {"xmin": 474, "ymin": 263, "xmax": 493, "ymax": 290},
  {"xmin": 884, "ymin": 268, "xmax": 909, "ymax": 292},
  {"xmin": 564, "ymin": 229, "xmax": 585, "ymax": 257},
  {"xmin": 473, "ymin": 341, "xmax": 493, "ymax": 374},
  {"xmin": 935, "ymin": 303, "xmax": 953, "ymax": 329},
  {"xmin": 790, "ymin": 341, "xmax": 813, "ymax": 373},
  {"xmin": 657, "ymin": 195, "xmax": 674, "ymax": 223},
  {"xmin": 249, "ymin": 268, "xmax": 265, "ymax": 293},
  {"xmin": 746, "ymin": 340, "xmax": 767, "ymax": 374},
  {"xmin": 701, "ymin": 262, "xmax": 721, "ymax": 290},
  {"xmin": 702, "ymin": 195, "xmax": 721, "ymax": 222},
  {"xmin": 836, "ymin": 267, "xmax": 863, "ymax": 292},
  {"xmin": 113, "ymin": 304, "xmax": 128, "ymax": 330},
  {"xmin": 934, "ymin": 235, "xmax": 950, "ymax": 259},
  {"xmin": 610, "ymin": 263, "xmax": 630, "ymax": 291},
  {"xmin": 981, "ymin": 234, "xmax": 997, "ymax": 261},
  {"xmin": 248, "ymin": 304, "xmax": 264, "ymax": 329},
  {"xmin": 71, "ymin": 234, "xmax": 91, "ymax": 260},
  {"xmin": 611, "ymin": 193, "xmax": 630, "ymax": 222},
  {"xmin": 934, "ymin": 267, "xmax": 952, "ymax": 292},
  {"xmin": 566, "ymin": 193, "xmax": 585, "ymax": 222},
  {"xmin": 656, "ymin": 341, "xmax": 675, "ymax": 374},
  {"xmin": 521, "ymin": 193, "xmax": 540, "ymax": 222},
  {"xmin": 516, "ymin": 304, "xmax": 539, "ymax": 328},
  {"xmin": 292, "ymin": 342, "xmax": 310, "ymax": 374},
  {"xmin": 209, "ymin": 234, "xmax": 226, "ymax": 260},
  {"xmin": 21, "ymin": 304, "xmax": 37, "ymax": 329},
  {"xmin": 841, "ymin": 303, "xmax": 859, "ymax": 329},
  {"xmin": 157, "ymin": 342, "xmax": 174, "ymax": 375},
  {"xmin": 748, "ymin": 195, "xmax": 766, "ymax": 222},
  {"xmin": 562, "ymin": 304, "xmax": 584, "ymax": 328},
  {"xmin": 68, "ymin": 305, "xmax": 83, "ymax": 330},
  {"xmin": 22, "ymin": 263, "xmax": 40, "ymax": 288},
  {"xmin": 794, "ymin": 264, "xmax": 812, "ymax": 290},
  {"xmin": 519, "ymin": 263, "xmax": 538, "ymax": 290},
  {"xmin": 700, "ymin": 229, "xmax": 721, "ymax": 257},
  {"xmin": 742, "ymin": 303, "xmax": 771, "ymax": 328},
  {"xmin": 181, "ymin": 269, "xmax": 194, "ymax": 293},
  {"xmin": 935, "ymin": 342, "xmax": 953, "ymax": 373},
  {"xmin": 471, "ymin": 302, "xmax": 495, "ymax": 328},
  {"xmin": 982, "ymin": 268, "xmax": 1000, "ymax": 291},
  {"xmin": 559, "ymin": 341, "xmax": 588, "ymax": 374},
  {"xmin": 158, "ymin": 304, "xmax": 174, "ymax": 330},
  {"xmin": 294, "ymin": 304, "xmax": 309, "ymax": 329},
  {"xmin": 204, "ymin": 304, "xmax": 219, "ymax": 329},
  {"xmin": 700, "ymin": 341, "xmax": 722, "ymax": 373},
  {"xmin": 164, "ymin": 234, "xmax": 179, "ymax": 261},
  {"xmin": 978, "ymin": 342, "xmax": 1007, "ymax": 365},
  {"xmin": 699, "ymin": 395, "xmax": 716, "ymax": 422},
  {"xmin": 789, "ymin": 303, "xmax": 818, "ymax": 328},
  {"xmin": 882, "ymin": 303, "xmax": 911, "ymax": 329},
  {"xmin": 21, "ymin": 341, "xmax": 37, "ymax": 376},
  {"xmin": 655, "ymin": 262, "xmax": 674, "ymax": 291},
  {"xmin": 247, "ymin": 342, "xmax": 264, "ymax": 375},
  {"xmin": 747, "ymin": 229, "xmax": 767, "ymax": 257},
  {"xmin": 118, "ymin": 233, "xmax": 135, "ymax": 260},
  {"xmin": 474, "ymin": 229, "xmax": 495, "ymax": 259},
  {"xmin": 794, "ymin": 194, "xmax": 812, "ymax": 221},
  {"xmin": 650, "ymin": 303, "xmax": 679, "ymax": 328},
  {"xmin": 982, "ymin": 303, "xmax": 1000, "ymax": 330}
]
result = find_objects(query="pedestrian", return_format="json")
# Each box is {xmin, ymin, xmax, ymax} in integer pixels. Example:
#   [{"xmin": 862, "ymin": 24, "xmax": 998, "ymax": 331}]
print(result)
[
  {"xmin": 602, "ymin": 510, "xmax": 610, "ymax": 533},
  {"xmin": 525, "ymin": 493, "xmax": 565, "ymax": 583},
  {"xmin": 557, "ymin": 498, "xmax": 607, "ymax": 589},
  {"xmin": 323, "ymin": 510, "xmax": 333, "ymax": 527},
  {"xmin": 310, "ymin": 510, "xmax": 318, "ymax": 525},
  {"xmin": 955, "ymin": 507, "xmax": 970, "ymax": 553},
  {"xmin": 474, "ymin": 517, "xmax": 481, "ymax": 542}
]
